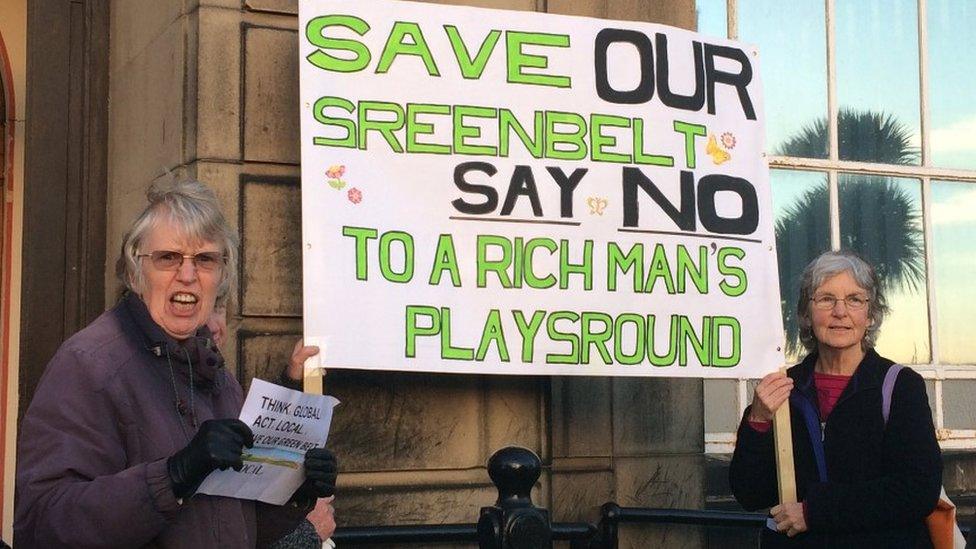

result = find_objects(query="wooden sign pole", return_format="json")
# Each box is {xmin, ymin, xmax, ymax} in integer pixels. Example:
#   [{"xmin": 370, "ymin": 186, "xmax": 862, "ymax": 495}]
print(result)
[
  {"xmin": 304, "ymin": 367, "xmax": 323, "ymax": 395},
  {"xmin": 773, "ymin": 367, "xmax": 797, "ymax": 503},
  {"xmin": 304, "ymin": 340, "xmax": 324, "ymax": 395}
]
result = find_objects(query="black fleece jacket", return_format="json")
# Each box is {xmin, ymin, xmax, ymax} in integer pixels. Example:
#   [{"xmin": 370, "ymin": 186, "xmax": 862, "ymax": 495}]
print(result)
[{"xmin": 730, "ymin": 349, "xmax": 942, "ymax": 548}]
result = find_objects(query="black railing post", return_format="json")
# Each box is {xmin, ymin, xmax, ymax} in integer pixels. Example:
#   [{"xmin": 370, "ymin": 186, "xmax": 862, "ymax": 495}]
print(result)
[
  {"xmin": 590, "ymin": 501, "xmax": 620, "ymax": 549},
  {"xmin": 477, "ymin": 446, "xmax": 553, "ymax": 549}
]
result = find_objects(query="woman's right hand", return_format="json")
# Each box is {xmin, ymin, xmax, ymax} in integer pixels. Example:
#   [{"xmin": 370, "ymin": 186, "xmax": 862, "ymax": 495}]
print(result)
[
  {"xmin": 286, "ymin": 338, "xmax": 321, "ymax": 383},
  {"xmin": 749, "ymin": 372, "xmax": 794, "ymax": 422}
]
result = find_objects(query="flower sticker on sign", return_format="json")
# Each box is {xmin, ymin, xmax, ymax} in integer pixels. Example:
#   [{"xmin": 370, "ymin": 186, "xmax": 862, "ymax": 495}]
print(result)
[
  {"xmin": 347, "ymin": 188, "xmax": 362, "ymax": 204},
  {"xmin": 326, "ymin": 165, "xmax": 346, "ymax": 190}
]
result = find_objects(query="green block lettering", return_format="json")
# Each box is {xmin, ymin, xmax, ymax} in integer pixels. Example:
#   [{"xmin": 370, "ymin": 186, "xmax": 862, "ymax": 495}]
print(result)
[
  {"xmin": 607, "ymin": 241, "xmax": 643, "ymax": 292},
  {"xmin": 305, "ymin": 15, "xmax": 371, "ymax": 73},
  {"xmin": 440, "ymin": 307, "xmax": 474, "ymax": 360},
  {"xmin": 676, "ymin": 244, "xmax": 708, "ymax": 294},
  {"xmin": 646, "ymin": 314, "xmax": 678, "ymax": 366},
  {"xmin": 444, "ymin": 26, "xmax": 501, "ymax": 79},
  {"xmin": 678, "ymin": 315, "xmax": 709, "ymax": 367},
  {"xmin": 524, "ymin": 238, "xmax": 557, "ymax": 289},
  {"xmin": 590, "ymin": 114, "xmax": 631, "ymax": 163},
  {"xmin": 559, "ymin": 239, "xmax": 592, "ymax": 290},
  {"xmin": 406, "ymin": 103, "xmax": 451, "ymax": 154},
  {"xmin": 718, "ymin": 247, "xmax": 748, "ymax": 297},
  {"xmin": 379, "ymin": 231, "xmax": 414, "ymax": 283},
  {"xmin": 581, "ymin": 312, "xmax": 613, "ymax": 365},
  {"xmin": 376, "ymin": 22, "xmax": 440, "ymax": 76},
  {"xmin": 633, "ymin": 118, "xmax": 674, "ymax": 166},
  {"xmin": 312, "ymin": 96, "xmax": 357, "ymax": 148},
  {"xmin": 710, "ymin": 316, "xmax": 741, "ymax": 367},
  {"xmin": 614, "ymin": 313, "xmax": 646, "ymax": 365},
  {"xmin": 513, "ymin": 310, "xmax": 546, "ymax": 362},
  {"xmin": 499, "ymin": 109, "xmax": 543, "ymax": 158},
  {"xmin": 341, "ymin": 226, "xmax": 378, "ymax": 280},
  {"xmin": 506, "ymin": 31, "xmax": 571, "ymax": 88},
  {"xmin": 358, "ymin": 101, "xmax": 405, "ymax": 152},
  {"xmin": 476, "ymin": 235, "xmax": 513, "ymax": 288},
  {"xmin": 673, "ymin": 120, "xmax": 707, "ymax": 169},
  {"xmin": 429, "ymin": 234, "xmax": 461, "ymax": 287},
  {"xmin": 546, "ymin": 311, "xmax": 580, "ymax": 364},
  {"xmin": 476, "ymin": 309, "xmax": 510, "ymax": 361},
  {"xmin": 405, "ymin": 305, "xmax": 439, "ymax": 358},
  {"xmin": 643, "ymin": 243, "xmax": 675, "ymax": 294},
  {"xmin": 545, "ymin": 112, "xmax": 587, "ymax": 161},
  {"xmin": 453, "ymin": 105, "xmax": 498, "ymax": 156}
]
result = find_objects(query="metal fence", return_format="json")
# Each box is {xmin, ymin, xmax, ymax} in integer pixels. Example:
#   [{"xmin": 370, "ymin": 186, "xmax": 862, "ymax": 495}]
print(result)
[{"xmin": 331, "ymin": 446, "xmax": 971, "ymax": 548}]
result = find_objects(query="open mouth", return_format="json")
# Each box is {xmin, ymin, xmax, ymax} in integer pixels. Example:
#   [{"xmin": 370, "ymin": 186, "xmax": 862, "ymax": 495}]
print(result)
[{"xmin": 170, "ymin": 292, "xmax": 199, "ymax": 309}]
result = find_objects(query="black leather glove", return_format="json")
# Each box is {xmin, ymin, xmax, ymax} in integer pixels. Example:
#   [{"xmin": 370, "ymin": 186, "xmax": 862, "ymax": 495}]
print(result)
[
  {"xmin": 167, "ymin": 418, "xmax": 254, "ymax": 499},
  {"xmin": 291, "ymin": 447, "xmax": 338, "ymax": 505}
]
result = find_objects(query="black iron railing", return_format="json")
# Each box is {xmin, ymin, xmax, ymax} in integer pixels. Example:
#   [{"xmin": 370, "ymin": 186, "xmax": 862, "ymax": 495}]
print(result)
[{"xmin": 331, "ymin": 446, "xmax": 971, "ymax": 547}]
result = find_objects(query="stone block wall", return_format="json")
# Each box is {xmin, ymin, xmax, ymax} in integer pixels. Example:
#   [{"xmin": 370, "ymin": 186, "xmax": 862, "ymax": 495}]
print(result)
[{"xmin": 106, "ymin": 1, "xmax": 703, "ymax": 546}]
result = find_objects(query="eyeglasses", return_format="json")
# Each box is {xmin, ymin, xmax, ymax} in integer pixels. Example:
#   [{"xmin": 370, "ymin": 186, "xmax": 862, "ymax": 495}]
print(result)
[
  {"xmin": 810, "ymin": 295, "xmax": 870, "ymax": 311},
  {"xmin": 137, "ymin": 250, "xmax": 226, "ymax": 272}
]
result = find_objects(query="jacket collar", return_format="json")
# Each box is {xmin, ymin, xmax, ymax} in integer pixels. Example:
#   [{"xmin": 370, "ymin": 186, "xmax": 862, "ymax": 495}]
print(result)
[
  {"xmin": 117, "ymin": 291, "xmax": 225, "ymax": 391},
  {"xmin": 792, "ymin": 347, "xmax": 894, "ymax": 406}
]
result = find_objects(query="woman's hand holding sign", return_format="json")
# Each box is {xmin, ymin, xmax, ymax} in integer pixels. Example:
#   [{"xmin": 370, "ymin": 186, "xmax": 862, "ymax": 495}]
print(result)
[
  {"xmin": 290, "ymin": 447, "xmax": 339, "ymax": 510},
  {"xmin": 167, "ymin": 419, "xmax": 255, "ymax": 499},
  {"xmin": 770, "ymin": 502, "xmax": 808, "ymax": 537},
  {"xmin": 748, "ymin": 372, "xmax": 794, "ymax": 423},
  {"xmin": 288, "ymin": 339, "xmax": 321, "ymax": 383}
]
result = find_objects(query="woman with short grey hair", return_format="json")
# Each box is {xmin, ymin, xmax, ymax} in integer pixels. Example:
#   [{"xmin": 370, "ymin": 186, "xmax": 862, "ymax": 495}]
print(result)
[
  {"xmin": 115, "ymin": 180, "xmax": 240, "ymax": 303},
  {"xmin": 730, "ymin": 250, "xmax": 941, "ymax": 546},
  {"xmin": 15, "ymin": 180, "xmax": 338, "ymax": 548}
]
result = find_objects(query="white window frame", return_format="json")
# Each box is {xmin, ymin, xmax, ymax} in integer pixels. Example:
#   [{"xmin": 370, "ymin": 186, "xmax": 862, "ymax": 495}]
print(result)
[{"xmin": 705, "ymin": 0, "xmax": 976, "ymax": 454}]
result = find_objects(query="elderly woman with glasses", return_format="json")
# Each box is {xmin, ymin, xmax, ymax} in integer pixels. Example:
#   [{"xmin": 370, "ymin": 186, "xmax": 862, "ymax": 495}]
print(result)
[
  {"xmin": 729, "ymin": 250, "xmax": 941, "ymax": 547},
  {"xmin": 15, "ymin": 181, "xmax": 337, "ymax": 548}
]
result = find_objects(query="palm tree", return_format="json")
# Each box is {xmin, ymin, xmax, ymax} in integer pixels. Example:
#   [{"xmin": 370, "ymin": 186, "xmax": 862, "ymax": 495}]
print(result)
[
  {"xmin": 774, "ymin": 108, "xmax": 924, "ymax": 355},
  {"xmin": 777, "ymin": 109, "xmax": 919, "ymax": 164}
]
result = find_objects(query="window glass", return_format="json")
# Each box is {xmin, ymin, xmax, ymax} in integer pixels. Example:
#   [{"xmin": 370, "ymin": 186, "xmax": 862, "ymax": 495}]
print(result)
[
  {"xmin": 738, "ymin": 1, "xmax": 828, "ymax": 158},
  {"xmin": 695, "ymin": 0, "xmax": 727, "ymax": 39},
  {"xmin": 704, "ymin": 380, "xmax": 738, "ymax": 433},
  {"xmin": 928, "ymin": 1, "xmax": 976, "ymax": 169},
  {"xmin": 943, "ymin": 380, "xmax": 976, "ymax": 429},
  {"xmin": 836, "ymin": 0, "xmax": 920, "ymax": 165},
  {"xmin": 839, "ymin": 174, "xmax": 929, "ymax": 363},
  {"xmin": 771, "ymin": 169, "xmax": 830, "ymax": 362},
  {"xmin": 931, "ymin": 180, "xmax": 976, "ymax": 363}
]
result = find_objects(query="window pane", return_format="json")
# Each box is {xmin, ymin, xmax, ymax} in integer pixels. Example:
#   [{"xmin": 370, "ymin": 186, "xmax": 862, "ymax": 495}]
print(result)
[
  {"xmin": 839, "ymin": 174, "xmax": 929, "ymax": 363},
  {"xmin": 928, "ymin": 1, "xmax": 976, "ymax": 169},
  {"xmin": 696, "ymin": 0, "xmax": 727, "ymax": 39},
  {"xmin": 772, "ymin": 169, "xmax": 830, "ymax": 362},
  {"xmin": 738, "ymin": 1, "xmax": 828, "ymax": 158},
  {"xmin": 836, "ymin": 0, "xmax": 921, "ymax": 165},
  {"xmin": 931, "ymin": 180, "xmax": 976, "ymax": 363},
  {"xmin": 943, "ymin": 380, "xmax": 976, "ymax": 429},
  {"xmin": 704, "ymin": 380, "xmax": 738, "ymax": 433}
]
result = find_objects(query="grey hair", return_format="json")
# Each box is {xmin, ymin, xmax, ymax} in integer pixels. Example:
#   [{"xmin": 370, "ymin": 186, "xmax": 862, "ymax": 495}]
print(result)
[
  {"xmin": 115, "ymin": 180, "xmax": 238, "ymax": 301},
  {"xmin": 796, "ymin": 250, "xmax": 889, "ymax": 351}
]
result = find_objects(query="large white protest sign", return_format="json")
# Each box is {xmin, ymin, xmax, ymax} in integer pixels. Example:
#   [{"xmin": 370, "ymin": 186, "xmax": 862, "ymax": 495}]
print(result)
[
  {"xmin": 299, "ymin": 0, "xmax": 785, "ymax": 378},
  {"xmin": 197, "ymin": 380, "xmax": 339, "ymax": 505}
]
